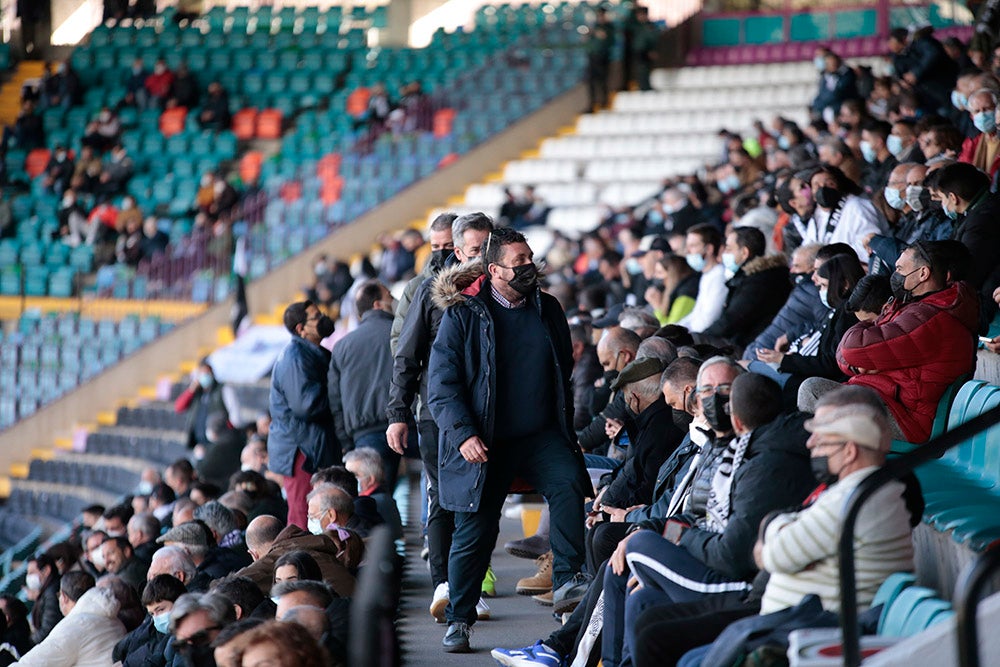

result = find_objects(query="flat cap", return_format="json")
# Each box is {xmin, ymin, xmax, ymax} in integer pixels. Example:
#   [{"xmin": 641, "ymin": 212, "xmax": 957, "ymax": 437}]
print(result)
[
  {"xmin": 610, "ymin": 357, "xmax": 667, "ymax": 392},
  {"xmin": 156, "ymin": 521, "xmax": 209, "ymax": 546}
]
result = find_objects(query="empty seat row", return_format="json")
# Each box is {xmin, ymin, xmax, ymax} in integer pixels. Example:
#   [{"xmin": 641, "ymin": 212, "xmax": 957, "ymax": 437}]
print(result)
[
  {"xmin": 575, "ymin": 106, "xmax": 809, "ymax": 135},
  {"xmin": 612, "ymin": 84, "xmax": 814, "ymax": 112}
]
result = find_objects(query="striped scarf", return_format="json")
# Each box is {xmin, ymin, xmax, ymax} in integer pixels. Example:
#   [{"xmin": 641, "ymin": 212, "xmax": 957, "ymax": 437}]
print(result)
[{"xmin": 703, "ymin": 431, "xmax": 752, "ymax": 533}]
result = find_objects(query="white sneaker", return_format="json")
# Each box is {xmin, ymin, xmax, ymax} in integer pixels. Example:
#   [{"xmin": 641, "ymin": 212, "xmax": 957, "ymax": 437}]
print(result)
[
  {"xmin": 430, "ymin": 582, "xmax": 449, "ymax": 623},
  {"xmin": 476, "ymin": 597, "xmax": 491, "ymax": 620}
]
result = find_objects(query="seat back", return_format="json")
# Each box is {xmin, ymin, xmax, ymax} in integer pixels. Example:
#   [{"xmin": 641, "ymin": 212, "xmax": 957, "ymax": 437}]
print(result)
[{"xmin": 879, "ymin": 586, "xmax": 936, "ymax": 637}]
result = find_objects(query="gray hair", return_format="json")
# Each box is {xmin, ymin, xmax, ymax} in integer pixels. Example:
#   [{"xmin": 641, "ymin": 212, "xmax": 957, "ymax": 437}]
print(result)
[
  {"xmin": 970, "ymin": 87, "xmax": 999, "ymax": 106},
  {"xmin": 128, "ymin": 513, "xmax": 160, "ymax": 541},
  {"xmin": 343, "ymin": 448, "xmax": 384, "ymax": 486},
  {"xmin": 636, "ymin": 337, "xmax": 677, "ymax": 366},
  {"xmin": 618, "ymin": 307, "xmax": 659, "ymax": 335},
  {"xmin": 306, "ymin": 484, "xmax": 354, "ymax": 520},
  {"xmin": 194, "ymin": 501, "xmax": 238, "ymax": 540},
  {"xmin": 629, "ymin": 373, "xmax": 665, "ymax": 402},
  {"xmin": 815, "ymin": 385, "xmax": 889, "ymax": 418},
  {"xmin": 452, "ymin": 212, "xmax": 494, "ymax": 249},
  {"xmin": 279, "ymin": 605, "xmax": 329, "ymax": 640},
  {"xmin": 151, "ymin": 545, "xmax": 197, "ymax": 583},
  {"xmin": 429, "ymin": 212, "xmax": 457, "ymax": 233},
  {"xmin": 695, "ymin": 355, "xmax": 745, "ymax": 389},
  {"xmin": 169, "ymin": 592, "xmax": 237, "ymax": 635},
  {"xmin": 271, "ymin": 580, "xmax": 335, "ymax": 609}
]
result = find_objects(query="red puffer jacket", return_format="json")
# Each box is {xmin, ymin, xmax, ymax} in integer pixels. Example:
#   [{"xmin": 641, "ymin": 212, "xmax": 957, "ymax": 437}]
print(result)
[{"xmin": 837, "ymin": 281, "xmax": 979, "ymax": 443}]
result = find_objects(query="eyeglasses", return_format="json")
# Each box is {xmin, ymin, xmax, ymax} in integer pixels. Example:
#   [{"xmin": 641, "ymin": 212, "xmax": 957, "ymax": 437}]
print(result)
[
  {"xmin": 174, "ymin": 626, "xmax": 221, "ymax": 650},
  {"xmin": 695, "ymin": 383, "xmax": 732, "ymax": 397}
]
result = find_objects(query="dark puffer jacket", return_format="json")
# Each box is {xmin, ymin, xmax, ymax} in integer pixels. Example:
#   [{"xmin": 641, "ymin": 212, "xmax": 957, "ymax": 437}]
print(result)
[
  {"xmin": 702, "ymin": 255, "xmax": 791, "ymax": 349},
  {"xmin": 838, "ymin": 281, "xmax": 979, "ymax": 443},
  {"xmin": 744, "ymin": 278, "xmax": 828, "ymax": 360},
  {"xmin": 427, "ymin": 262, "xmax": 592, "ymax": 512}
]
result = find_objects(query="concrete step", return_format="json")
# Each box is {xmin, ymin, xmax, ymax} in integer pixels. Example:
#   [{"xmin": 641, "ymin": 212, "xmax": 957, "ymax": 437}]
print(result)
[{"xmin": 0, "ymin": 61, "xmax": 46, "ymax": 126}]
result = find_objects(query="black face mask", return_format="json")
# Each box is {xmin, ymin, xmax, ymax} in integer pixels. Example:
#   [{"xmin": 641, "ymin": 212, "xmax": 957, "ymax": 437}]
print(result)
[
  {"xmin": 316, "ymin": 315, "xmax": 336, "ymax": 339},
  {"xmin": 701, "ymin": 392, "xmax": 732, "ymax": 433},
  {"xmin": 919, "ymin": 188, "xmax": 936, "ymax": 211},
  {"xmin": 815, "ymin": 186, "xmax": 843, "ymax": 210},
  {"xmin": 507, "ymin": 263, "xmax": 539, "ymax": 296},
  {"xmin": 651, "ymin": 278, "xmax": 665, "ymax": 290},
  {"xmin": 889, "ymin": 269, "xmax": 918, "ymax": 304},
  {"xmin": 811, "ymin": 455, "xmax": 838, "ymax": 487},
  {"xmin": 178, "ymin": 643, "xmax": 217, "ymax": 667},
  {"xmin": 603, "ymin": 369, "xmax": 619, "ymax": 387},
  {"xmin": 428, "ymin": 249, "xmax": 450, "ymax": 273}
]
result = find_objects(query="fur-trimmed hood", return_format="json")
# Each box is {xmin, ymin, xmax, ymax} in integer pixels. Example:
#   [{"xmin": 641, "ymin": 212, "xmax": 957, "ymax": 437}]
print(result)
[
  {"xmin": 740, "ymin": 254, "xmax": 788, "ymax": 276},
  {"xmin": 431, "ymin": 260, "xmax": 486, "ymax": 311}
]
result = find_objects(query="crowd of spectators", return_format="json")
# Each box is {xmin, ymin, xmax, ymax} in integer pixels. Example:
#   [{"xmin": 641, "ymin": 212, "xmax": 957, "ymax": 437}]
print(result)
[
  {"xmin": 1, "ymin": 55, "xmax": 243, "ymax": 271},
  {"xmin": 7, "ymin": 16, "xmax": 1000, "ymax": 667},
  {"xmin": 5, "ymin": 386, "xmax": 403, "ymax": 667}
]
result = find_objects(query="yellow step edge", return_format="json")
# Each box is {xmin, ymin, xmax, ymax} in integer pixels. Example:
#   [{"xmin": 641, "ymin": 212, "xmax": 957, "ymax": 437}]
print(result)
[
  {"xmin": 520, "ymin": 148, "xmax": 540, "ymax": 159},
  {"xmin": 54, "ymin": 437, "xmax": 74, "ymax": 451},
  {"xmin": 96, "ymin": 411, "xmax": 117, "ymax": 426},
  {"xmin": 31, "ymin": 449, "xmax": 54, "ymax": 461},
  {"xmin": 8, "ymin": 464, "xmax": 27, "ymax": 479},
  {"xmin": 484, "ymin": 171, "xmax": 504, "ymax": 183},
  {"xmin": 445, "ymin": 195, "xmax": 465, "ymax": 207},
  {"xmin": 0, "ymin": 477, "xmax": 10, "ymax": 498},
  {"xmin": 254, "ymin": 314, "xmax": 281, "ymax": 326},
  {"xmin": 216, "ymin": 327, "xmax": 235, "ymax": 347},
  {"xmin": 179, "ymin": 360, "xmax": 197, "ymax": 374},
  {"xmin": 557, "ymin": 125, "xmax": 578, "ymax": 136},
  {"xmin": 137, "ymin": 386, "xmax": 158, "ymax": 400},
  {"xmin": 79, "ymin": 422, "xmax": 97, "ymax": 433}
]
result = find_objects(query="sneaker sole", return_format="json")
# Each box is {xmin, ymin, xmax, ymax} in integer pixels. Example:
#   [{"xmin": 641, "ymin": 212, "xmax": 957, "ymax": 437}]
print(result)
[
  {"xmin": 515, "ymin": 584, "xmax": 552, "ymax": 596},
  {"xmin": 505, "ymin": 546, "xmax": 549, "ymax": 560},
  {"xmin": 490, "ymin": 649, "xmax": 532, "ymax": 666},
  {"xmin": 443, "ymin": 642, "xmax": 471, "ymax": 654},
  {"xmin": 477, "ymin": 610, "xmax": 491, "ymax": 620},
  {"xmin": 532, "ymin": 595, "xmax": 554, "ymax": 607},
  {"xmin": 430, "ymin": 597, "xmax": 449, "ymax": 623},
  {"xmin": 552, "ymin": 596, "xmax": 582, "ymax": 615}
]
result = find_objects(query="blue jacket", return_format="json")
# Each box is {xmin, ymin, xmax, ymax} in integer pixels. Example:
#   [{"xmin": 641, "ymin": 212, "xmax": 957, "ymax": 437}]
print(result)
[
  {"xmin": 268, "ymin": 335, "xmax": 339, "ymax": 477},
  {"xmin": 427, "ymin": 262, "xmax": 591, "ymax": 512},
  {"xmin": 811, "ymin": 65, "xmax": 858, "ymax": 116},
  {"xmin": 743, "ymin": 279, "xmax": 828, "ymax": 360}
]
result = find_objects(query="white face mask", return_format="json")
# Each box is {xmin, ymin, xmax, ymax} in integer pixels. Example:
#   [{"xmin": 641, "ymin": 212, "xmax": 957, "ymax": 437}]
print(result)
[
  {"xmin": 689, "ymin": 420, "xmax": 710, "ymax": 447},
  {"xmin": 90, "ymin": 547, "xmax": 106, "ymax": 570},
  {"xmin": 307, "ymin": 517, "xmax": 324, "ymax": 536},
  {"xmin": 25, "ymin": 573, "xmax": 41, "ymax": 591}
]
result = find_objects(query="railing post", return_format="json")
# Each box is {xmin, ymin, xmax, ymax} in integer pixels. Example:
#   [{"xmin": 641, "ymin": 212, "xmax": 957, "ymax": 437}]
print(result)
[{"xmin": 954, "ymin": 545, "xmax": 1000, "ymax": 667}]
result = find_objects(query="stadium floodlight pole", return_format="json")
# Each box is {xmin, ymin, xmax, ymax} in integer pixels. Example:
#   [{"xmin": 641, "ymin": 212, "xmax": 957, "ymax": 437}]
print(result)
[{"xmin": 837, "ymin": 403, "xmax": 1000, "ymax": 667}]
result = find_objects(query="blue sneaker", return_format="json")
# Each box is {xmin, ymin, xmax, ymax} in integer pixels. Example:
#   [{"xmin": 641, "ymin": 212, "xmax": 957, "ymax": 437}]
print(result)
[{"xmin": 491, "ymin": 640, "xmax": 563, "ymax": 667}]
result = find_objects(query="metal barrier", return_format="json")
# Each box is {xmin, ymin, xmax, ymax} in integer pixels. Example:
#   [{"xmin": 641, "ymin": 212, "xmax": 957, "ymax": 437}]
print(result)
[
  {"xmin": 955, "ymin": 544, "xmax": 1000, "ymax": 667},
  {"xmin": 837, "ymin": 403, "xmax": 1000, "ymax": 667}
]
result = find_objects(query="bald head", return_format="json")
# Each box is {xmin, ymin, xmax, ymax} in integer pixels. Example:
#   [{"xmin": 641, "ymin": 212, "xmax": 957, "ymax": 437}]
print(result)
[
  {"xmin": 597, "ymin": 326, "xmax": 642, "ymax": 374},
  {"xmin": 245, "ymin": 515, "xmax": 283, "ymax": 560}
]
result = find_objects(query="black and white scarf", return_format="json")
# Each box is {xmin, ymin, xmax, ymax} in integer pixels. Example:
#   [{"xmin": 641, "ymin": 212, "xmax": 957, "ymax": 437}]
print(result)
[{"xmin": 703, "ymin": 431, "xmax": 752, "ymax": 533}]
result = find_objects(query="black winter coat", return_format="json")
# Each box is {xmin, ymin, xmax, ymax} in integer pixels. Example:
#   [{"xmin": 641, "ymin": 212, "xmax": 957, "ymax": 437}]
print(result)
[
  {"xmin": 702, "ymin": 255, "xmax": 791, "ymax": 349},
  {"xmin": 599, "ymin": 397, "xmax": 683, "ymax": 509},
  {"xmin": 427, "ymin": 262, "xmax": 591, "ymax": 512},
  {"xmin": 386, "ymin": 270, "xmax": 445, "ymax": 425}
]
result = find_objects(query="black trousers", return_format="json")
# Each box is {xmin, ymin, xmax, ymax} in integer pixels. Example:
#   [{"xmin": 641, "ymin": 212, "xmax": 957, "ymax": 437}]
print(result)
[
  {"xmin": 447, "ymin": 430, "xmax": 587, "ymax": 625},
  {"xmin": 585, "ymin": 521, "xmax": 630, "ymax": 575},
  {"xmin": 418, "ymin": 419, "xmax": 453, "ymax": 587},
  {"xmin": 587, "ymin": 56, "xmax": 610, "ymax": 109},
  {"xmin": 631, "ymin": 597, "xmax": 760, "ymax": 667}
]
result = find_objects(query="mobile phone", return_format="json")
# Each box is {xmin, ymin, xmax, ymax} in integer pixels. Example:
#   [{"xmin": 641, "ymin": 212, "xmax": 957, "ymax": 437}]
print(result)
[{"xmin": 979, "ymin": 336, "xmax": 993, "ymax": 345}]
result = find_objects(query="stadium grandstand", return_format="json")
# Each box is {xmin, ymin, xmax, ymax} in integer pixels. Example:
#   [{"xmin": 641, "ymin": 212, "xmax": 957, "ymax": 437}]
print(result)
[{"xmin": 0, "ymin": 0, "xmax": 998, "ymax": 665}]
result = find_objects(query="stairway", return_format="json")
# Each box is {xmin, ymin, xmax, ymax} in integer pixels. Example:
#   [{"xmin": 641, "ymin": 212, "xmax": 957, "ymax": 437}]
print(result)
[{"xmin": 0, "ymin": 61, "xmax": 46, "ymax": 127}]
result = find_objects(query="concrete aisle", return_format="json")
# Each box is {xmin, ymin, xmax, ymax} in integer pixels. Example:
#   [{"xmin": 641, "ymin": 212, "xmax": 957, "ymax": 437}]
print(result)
[{"xmin": 397, "ymin": 482, "xmax": 560, "ymax": 666}]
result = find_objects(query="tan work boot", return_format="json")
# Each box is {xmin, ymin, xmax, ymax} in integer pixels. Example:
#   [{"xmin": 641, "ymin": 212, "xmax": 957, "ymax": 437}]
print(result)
[
  {"xmin": 516, "ymin": 551, "xmax": 553, "ymax": 595},
  {"xmin": 532, "ymin": 590, "xmax": 554, "ymax": 606}
]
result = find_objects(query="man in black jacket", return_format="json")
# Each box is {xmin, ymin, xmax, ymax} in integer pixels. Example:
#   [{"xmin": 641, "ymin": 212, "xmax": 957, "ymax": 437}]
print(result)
[
  {"xmin": 385, "ymin": 212, "xmax": 493, "ymax": 619},
  {"xmin": 328, "ymin": 280, "xmax": 399, "ymax": 489},
  {"xmin": 702, "ymin": 227, "xmax": 790, "ymax": 350},
  {"xmin": 428, "ymin": 227, "xmax": 591, "ymax": 652}
]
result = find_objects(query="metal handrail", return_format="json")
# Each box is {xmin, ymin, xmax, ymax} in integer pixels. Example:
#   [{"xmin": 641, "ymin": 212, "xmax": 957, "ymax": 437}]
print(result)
[
  {"xmin": 837, "ymin": 403, "xmax": 1000, "ymax": 667},
  {"xmin": 954, "ymin": 544, "xmax": 1000, "ymax": 667}
]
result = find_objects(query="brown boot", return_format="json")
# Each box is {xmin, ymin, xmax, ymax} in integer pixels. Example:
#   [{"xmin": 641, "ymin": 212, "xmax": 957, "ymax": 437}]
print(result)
[
  {"xmin": 532, "ymin": 590, "xmax": 553, "ymax": 606},
  {"xmin": 516, "ymin": 551, "xmax": 553, "ymax": 595}
]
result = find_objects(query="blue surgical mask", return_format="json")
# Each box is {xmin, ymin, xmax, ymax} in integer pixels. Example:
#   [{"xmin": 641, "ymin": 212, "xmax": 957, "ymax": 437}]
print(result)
[
  {"xmin": 859, "ymin": 140, "xmax": 877, "ymax": 164},
  {"xmin": 152, "ymin": 612, "xmax": 170, "ymax": 634},
  {"xmin": 942, "ymin": 199, "xmax": 960, "ymax": 220},
  {"xmin": 647, "ymin": 209, "xmax": 664, "ymax": 225},
  {"xmin": 686, "ymin": 253, "xmax": 706, "ymax": 272},
  {"xmin": 271, "ymin": 596, "xmax": 280, "ymax": 605},
  {"xmin": 718, "ymin": 174, "xmax": 741, "ymax": 194},
  {"xmin": 136, "ymin": 481, "xmax": 154, "ymax": 496},
  {"xmin": 197, "ymin": 373, "xmax": 213, "ymax": 390},
  {"xmin": 819, "ymin": 288, "xmax": 830, "ymax": 308},
  {"xmin": 886, "ymin": 134, "xmax": 904, "ymax": 159},
  {"xmin": 884, "ymin": 187, "xmax": 906, "ymax": 211},
  {"xmin": 778, "ymin": 135, "xmax": 791, "ymax": 150},
  {"xmin": 973, "ymin": 110, "xmax": 997, "ymax": 135},
  {"xmin": 814, "ymin": 56, "xmax": 826, "ymax": 71},
  {"xmin": 952, "ymin": 90, "xmax": 967, "ymax": 111},
  {"xmin": 721, "ymin": 252, "xmax": 740, "ymax": 274},
  {"xmin": 625, "ymin": 258, "xmax": 642, "ymax": 275}
]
